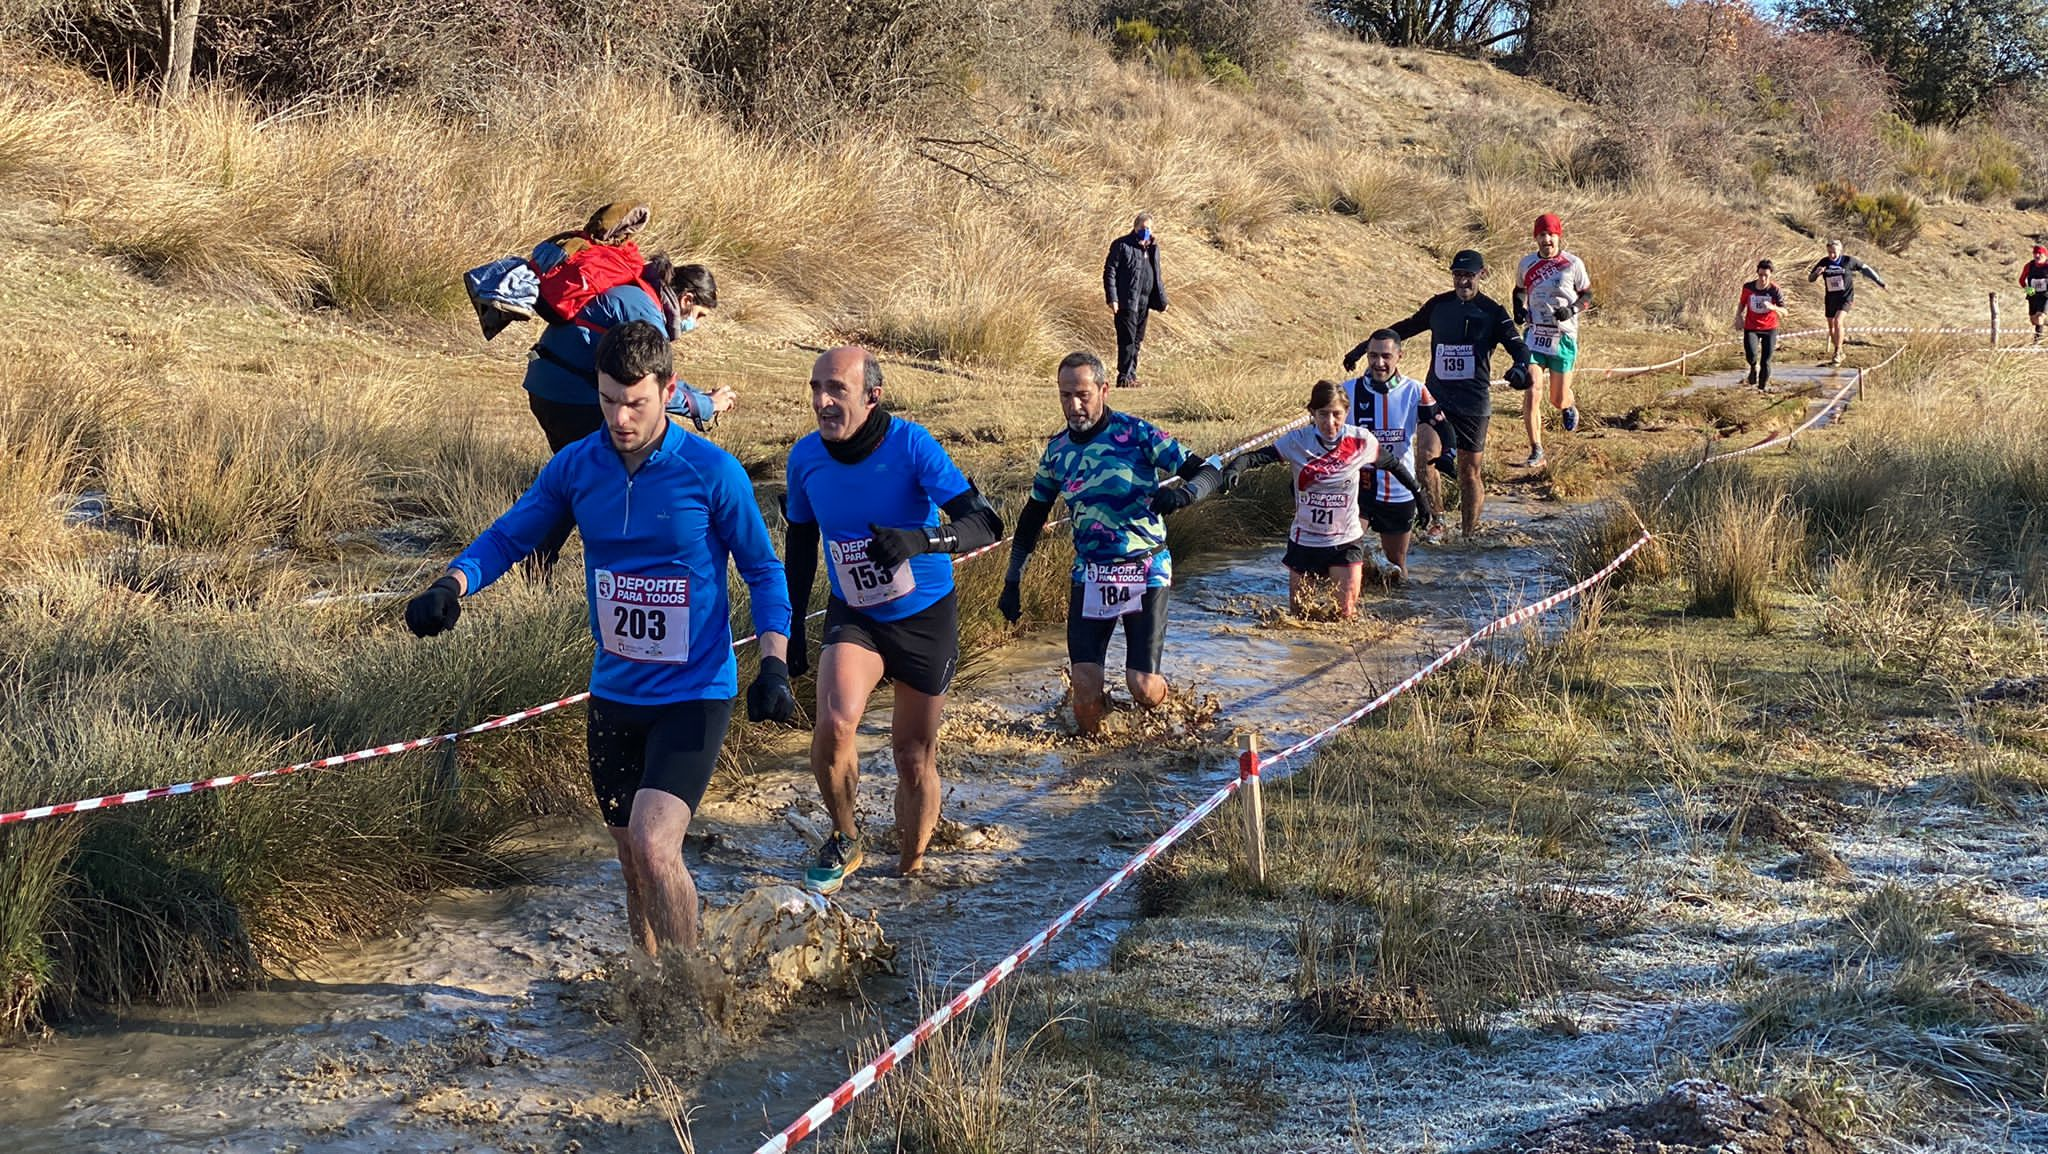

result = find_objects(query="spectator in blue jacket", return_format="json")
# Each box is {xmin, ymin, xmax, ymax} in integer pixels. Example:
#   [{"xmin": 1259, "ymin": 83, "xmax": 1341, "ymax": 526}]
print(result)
[{"xmin": 524, "ymin": 260, "xmax": 736, "ymax": 574}]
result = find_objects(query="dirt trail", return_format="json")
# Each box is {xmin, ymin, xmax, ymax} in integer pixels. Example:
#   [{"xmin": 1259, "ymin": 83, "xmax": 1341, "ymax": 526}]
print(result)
[{"xmin": 0, "ymin": 493, "xmax": 1574, "ymax": 1154}]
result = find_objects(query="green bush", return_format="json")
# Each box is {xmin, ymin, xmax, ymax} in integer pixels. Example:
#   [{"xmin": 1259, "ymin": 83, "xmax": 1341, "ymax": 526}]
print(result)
[
  {"xmin": 1816, "ymin": 180, "xmax": 1924, "ymax": 254},
  {"xmin": 1096, "ymin": 0, "xmax": 1305, "ymax": 78}
]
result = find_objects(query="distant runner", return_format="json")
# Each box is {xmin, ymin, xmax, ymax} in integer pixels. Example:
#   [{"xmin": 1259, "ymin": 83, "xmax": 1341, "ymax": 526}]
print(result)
[
  {"xmin": 2021, "ymin": 245, "xmax": 2048, "ymax": 345},
  {"xmin": 782, "ymin": 347, "xmax": 1004, "ymax": 896},
  {"xmin": 405, "ymin": 320, "xmax": 794, "ymax": 956},
  {"xmin": 1513, "ymin": 213, "xmax": 1592, "ymax": 467},
  {"xmin": 1347, "ymin": 250, "xmax": 1531, "ymax": 539},
  {"xmin": 1000, "ymin": 350, "xmax": 1226, "ymax": 736},
  {"xmin": 1807, "ymin": 239, "xmax": 1886, "ymax": 367},
  {"xmin": 1224, "ymin": 378, "xmax": 1422, "ymax": 618},
  {"xmin": 1739, "ymin": 259, "xmax": 1787, "ymax": 391}
]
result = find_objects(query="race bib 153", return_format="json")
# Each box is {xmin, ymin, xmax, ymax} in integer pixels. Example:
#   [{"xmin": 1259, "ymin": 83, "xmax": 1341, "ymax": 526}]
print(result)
[{"xmin": 829, "ymin": 536, "xmax": 916, "ymax": 610}]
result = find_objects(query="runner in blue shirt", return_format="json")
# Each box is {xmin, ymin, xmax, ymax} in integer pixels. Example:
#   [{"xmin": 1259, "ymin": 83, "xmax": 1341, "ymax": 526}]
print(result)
[
  {"xmin": 404, "ymin": 319, "xmax": 794, "ymax": 958},
  {"xmin": 782, "ymin": 346, "xmax": 1003, "ymax": 895},
  {"xmin": 1000, "ymin": 350, "xmax": 1225, "ymax": 737}
]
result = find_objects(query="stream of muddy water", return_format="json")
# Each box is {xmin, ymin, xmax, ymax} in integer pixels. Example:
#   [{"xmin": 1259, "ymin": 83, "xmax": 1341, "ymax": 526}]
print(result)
[{"xmin": 0, "ymin": 493, "xmax": 1572, "ymax": 1154}]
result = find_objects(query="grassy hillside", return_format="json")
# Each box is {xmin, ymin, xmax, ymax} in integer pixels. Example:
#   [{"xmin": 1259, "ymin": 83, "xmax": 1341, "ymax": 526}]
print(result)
[{"xmin": 0, "ymin": 18, "xmax": 2039, "ymax": 1042}]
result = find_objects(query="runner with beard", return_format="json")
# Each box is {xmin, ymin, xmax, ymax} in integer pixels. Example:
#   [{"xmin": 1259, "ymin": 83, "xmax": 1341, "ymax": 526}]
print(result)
[{"xmin": 1345, "ymin": 250, "xmax": 1531, "ymax": 539}]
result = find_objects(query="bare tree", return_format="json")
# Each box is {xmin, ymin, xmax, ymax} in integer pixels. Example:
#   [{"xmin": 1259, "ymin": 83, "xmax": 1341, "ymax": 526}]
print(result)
[{"xmin": 160, "ymin": 0, "xmax": 199, "ymax": 103}]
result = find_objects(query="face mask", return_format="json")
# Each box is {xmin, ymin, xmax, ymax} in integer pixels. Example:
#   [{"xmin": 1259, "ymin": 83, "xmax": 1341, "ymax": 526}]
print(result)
[
  {"xmin": 676, "ymin": 316, "xmax": 698, "ymax": 335},
  {"xmin": 1137, "ymin": 228, "xmax": 1152, "ymax": 243}
]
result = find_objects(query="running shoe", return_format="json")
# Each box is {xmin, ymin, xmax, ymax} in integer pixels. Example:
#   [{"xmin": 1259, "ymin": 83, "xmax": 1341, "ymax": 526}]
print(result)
[
  {"xmin": 1418, "ymin": 516, "xmax": 1447, "ymax": 546},
  {"xmin": 1523, "ymin": 447, "xmax": 1546, "ymax": 467},
  {"xmin": 1743, "ymin": 369, "xmax": 1756, "ymax": 387},
  {"xmin": 805, "ymin": 830, "xmax": 865, "ymax": 895},
  {"xmin": 1382, "ymin": 558, "xmax": 1407, "ymax": 586},
  {"xmin": 1561, "ymin": 406, "xmax": 1580, "ymax": 433}
]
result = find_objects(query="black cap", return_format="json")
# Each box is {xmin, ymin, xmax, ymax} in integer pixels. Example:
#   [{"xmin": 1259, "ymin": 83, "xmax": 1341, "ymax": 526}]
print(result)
[{"xmin": 1449, "ymin": 250, "xmax": 1485, "ymax": 273}]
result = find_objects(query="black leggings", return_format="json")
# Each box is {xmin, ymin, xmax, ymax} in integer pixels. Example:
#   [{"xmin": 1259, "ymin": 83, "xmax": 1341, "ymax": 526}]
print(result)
[
  {"xmin": 526, "ymin": 395, "xmax": 605, "ymax": 575},
  {"xmin": 1743, "ymin": 330, "xmax": 1777, "ymax": 387}
]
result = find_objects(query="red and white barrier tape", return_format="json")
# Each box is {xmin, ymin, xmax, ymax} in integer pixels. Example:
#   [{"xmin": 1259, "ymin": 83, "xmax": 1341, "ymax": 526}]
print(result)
[
  {"xmin": 0, "ymin": 414, "xmax": 1314, "ymax": 829},
  {"xmin": 749, "ymin": 526, "xmax": 1653, "ymax": 1153}
]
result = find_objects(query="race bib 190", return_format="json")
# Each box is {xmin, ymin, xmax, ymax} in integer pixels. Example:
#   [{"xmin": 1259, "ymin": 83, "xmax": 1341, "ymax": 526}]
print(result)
[
  {"xmin": 1433, "ymin": 343, "xmax": 1476, "ymax": 381},
  {"xmin": 1080, "ymin": 560, "xmax": 1148, "ymax": 620},
  {"xmin": 1528, "ymin": 325, "xmax": 1561, "ymax": 355},
  {"xmin": 829, "ymin": 536, "xmax": 915, "ymax": 610},
  {"xmin": 594, "ymin": 569, "xmax": 690, "ymax": 663}
]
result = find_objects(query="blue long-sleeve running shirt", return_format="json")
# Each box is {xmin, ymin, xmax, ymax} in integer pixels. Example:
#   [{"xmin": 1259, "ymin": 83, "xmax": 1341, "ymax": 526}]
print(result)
[{"xmin": 450, "ymin": 423, "xmax": 791, "ymax": 705}]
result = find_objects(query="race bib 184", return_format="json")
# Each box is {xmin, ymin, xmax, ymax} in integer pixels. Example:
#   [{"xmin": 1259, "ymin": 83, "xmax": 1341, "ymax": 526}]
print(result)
[
  {"xmin": 1433, "ymin": 343, "xmax": 1476, "ymax": 381},
  {"xmin": 595, "ymin": 569, "xmax": 690, "ymax": 663},
  {"xmin": 1081, "ymin": 560, "xmax": 1149, "ymax": 620},
  {"xmin": 829, "ymin": 536, "xmax": 915, "ymax": 610}
]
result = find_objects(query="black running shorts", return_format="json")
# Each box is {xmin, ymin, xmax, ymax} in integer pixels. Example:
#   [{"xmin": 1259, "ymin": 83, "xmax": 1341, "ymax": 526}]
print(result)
[
  {"xmin": 1437, "ymin": 396, "xmax": 1489, "ymax": 457},
  {"xmin": 1066, "ymin": 582, "xmax": 1170, "ymax": 674},
  {"xmin": 1365, "ymin": 498, "xmax": 1418, "ymax": 535},
  {"xmin": 2030, "ymin": 296, "xmax": 2046, "ymax": 321},
  {"xmin": 585, "ymin": 696, "xmax": 734, "ymax": 826},
  {"xmin": 1283, "ymin": 538, "xmax": 1367, "ymax": 574},
  {"xmin": 821, "ymin": 590, "xmax": 960, "ymax": 697},
  {"xmin": 1824, "ymin": 290, "xmax": 1851, "ymax": 319}
]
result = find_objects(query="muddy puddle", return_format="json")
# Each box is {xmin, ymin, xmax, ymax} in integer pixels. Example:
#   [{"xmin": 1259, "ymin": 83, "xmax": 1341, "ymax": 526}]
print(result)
[
  {"xmin": 0, "ymin": 494, "xmax": 1574, "ymax": 1154},
  {"xmin": 1668, "ymin": 364, "xmax": 1860, "ymax": 432}
]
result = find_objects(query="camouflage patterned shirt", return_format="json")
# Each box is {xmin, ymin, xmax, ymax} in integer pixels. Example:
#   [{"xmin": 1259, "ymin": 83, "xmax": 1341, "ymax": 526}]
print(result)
[{"xmin": 1029, "ymin": 410, "xmax": 1191, "ymax": 588}]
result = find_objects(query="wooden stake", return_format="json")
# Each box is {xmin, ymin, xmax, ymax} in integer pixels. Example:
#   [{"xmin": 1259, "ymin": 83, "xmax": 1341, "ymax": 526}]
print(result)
[
  {"xmin": 1990, "ymin": 291, "xmax": 2000, "ymax": 347},
  {"xmin": 1237, "ymin": 731, "xmax": 1267, "ymax": 886}
]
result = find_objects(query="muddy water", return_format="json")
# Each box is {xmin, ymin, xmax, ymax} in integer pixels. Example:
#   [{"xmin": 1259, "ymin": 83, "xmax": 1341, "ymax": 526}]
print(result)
[
  {"xmin": 0, "ymin": 494, "xmax": 1571, "ymax": 1154},
  {"xmin": 1669, "ymin": 364, "xmax": 1860, "ymax": 431}
]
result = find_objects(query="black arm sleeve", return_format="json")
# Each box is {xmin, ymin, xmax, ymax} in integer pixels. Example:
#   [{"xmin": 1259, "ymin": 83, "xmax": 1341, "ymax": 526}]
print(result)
[
  {"xmin": 783, "ymin": 514, "xmax": 820, "ymax": 622},
  {"xmin": 936, "ymin": 487, "xmax": 1004, "ymax": 554},
  {"xmin": 1007, "ymin": 496, "xmax": 1054, "ymax": 582},
  {"xmin": 1387, "ymin": 301, "xmax": 1432, "ymax": 342},
  {"xmin": 1417, "ymin": 400, "xmax": 1458, "ymax": 452},
  {"xmin": 1495, "ymin": 303, "xmax": 1532, "ymax": 366},
  {"xmin": 1511, "ymin": 285, "xmax": 1529, "ymax": 325},
  {"xmin": 1235, "ymin": 446, "xmax": 1282, "ymax": 469},
  {"xmin": 1375, "ymin": 444, "xmax": 1424, "ymax": 501}
]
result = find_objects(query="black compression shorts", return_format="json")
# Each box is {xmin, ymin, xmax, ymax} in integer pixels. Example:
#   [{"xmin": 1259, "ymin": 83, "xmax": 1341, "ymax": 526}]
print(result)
[
  {"xmin": 1066, "ymin": 582, "xmax": 1170, "ymax": 674},
  {"xmin": 1284, "ymin": 539, "xmax": 1367, "ymax": 574},
  {"xmin": 822, "ymin": 590, "xmax": 960, "ymax": 697},
  {"xmin": 1824, "ymin": 290, "xmax": 1851, "ymax": 319},
  {"xmin": 586, "ymin": 696, "xmax": 734, "ymax": 826}
]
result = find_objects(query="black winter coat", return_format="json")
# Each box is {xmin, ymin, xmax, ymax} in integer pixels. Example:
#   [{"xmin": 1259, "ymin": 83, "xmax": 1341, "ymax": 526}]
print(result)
[{"xmin": 1103, "ymin": 233, "xmax": 1168, "ymax": 313}]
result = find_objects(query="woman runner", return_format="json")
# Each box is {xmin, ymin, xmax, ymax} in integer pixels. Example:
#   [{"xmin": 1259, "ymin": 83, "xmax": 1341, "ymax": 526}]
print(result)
[{"xmin": 1227, "ymin": 380, "xmax": 1421, "ymax": 619}]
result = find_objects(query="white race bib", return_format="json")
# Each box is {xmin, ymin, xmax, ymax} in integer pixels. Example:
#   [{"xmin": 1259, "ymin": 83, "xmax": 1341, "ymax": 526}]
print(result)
[
  {"xmin": 1433, "ymin": 343, "xmax": 1476, "ymax": 381},
  {"xmin": 2029, "ymin": 278, "xmax": 2047, "ymax": 293},
  {"xmin": 1080, "ymin": 560, "xmax": 1148, "ymax": 620},
  {"xmin": 1528, "ymin": 324, "xmax": 1561, "ymax": 355},
  {"xmin": 1748, "ymin": 293, "xmax": 1772, "ymax": 315},
  {"xmin": 1292, "ymin": 490, "xmax": 1358, "ymax": 547},
  {"xmin": 828, "ymin": 537, "xmax": 916, "ymax": 610},
  {"xmin": 594, "ymin": 569, "xmax": 690, "ymax": 663},
  {"xmin": 1824, "ymin": 272, "xmax": 1847, "ymax": 293}
]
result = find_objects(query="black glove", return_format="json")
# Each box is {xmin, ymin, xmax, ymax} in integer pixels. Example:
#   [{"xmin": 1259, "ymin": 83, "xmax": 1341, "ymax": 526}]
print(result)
[
  {"xmin": 1150, "ymin": 485, "xmax": 1195, "ymax": 515},
  {"xmin": 786, "ymin": 616, "xmax": 809, "ymax": 679},
  {"xmin": 1505, "ymin": 363, "xmax": 1532, "ymax": 390},
  {"xmin": 1221, "ymin": 457, "xmax": 1250, "ymax": 493},
  {"xmin": 998, "ymin": 579, "xmax": 1023, "ymax": 624},
  {"xmin": 1341, "ymin": 349, "xmax": 1361, "ymax": 372},
  {"xmin": 1433, "ymin": 449, "xmax": 1458, "ymax": 478},
  {"xmin": 405, "ymin": 576, "xmax": 462, "ymax": 638},
  {"xmin": 1513, "ymin": 305, "xmax": 1529, "ymax": 326},
  {"xmin": 1553, "ymin": 301, "xmax": 1578, "ymax": 322},
  {"xmin": 866, "ymin": 523, "xmax": 928, "ymax": 573},
  {"xmin": 746, "ymin": 656, "xmax": 797, "ymax": 724}
]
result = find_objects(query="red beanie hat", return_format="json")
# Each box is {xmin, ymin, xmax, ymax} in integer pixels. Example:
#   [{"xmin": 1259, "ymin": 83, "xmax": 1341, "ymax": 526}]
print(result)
[
  {"xmin": 1534, "ymin": 213, "xmax": 1563, "ymax": 238},
  {"xmin": 2036, "ymin": 244, "xmax": 2046, "ymax": 256}
]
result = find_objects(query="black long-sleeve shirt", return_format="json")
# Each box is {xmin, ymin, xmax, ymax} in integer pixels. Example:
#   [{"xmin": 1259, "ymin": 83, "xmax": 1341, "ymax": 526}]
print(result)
[{"xmin": 1354, "ymin": 292, "xmax": 1529, "ymax": 414}]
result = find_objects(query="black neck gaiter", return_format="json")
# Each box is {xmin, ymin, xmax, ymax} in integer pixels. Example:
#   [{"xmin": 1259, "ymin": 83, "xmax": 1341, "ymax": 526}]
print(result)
[{"xmin": 824, "ymin": 405, "xmax": 892, "ymax": 464}]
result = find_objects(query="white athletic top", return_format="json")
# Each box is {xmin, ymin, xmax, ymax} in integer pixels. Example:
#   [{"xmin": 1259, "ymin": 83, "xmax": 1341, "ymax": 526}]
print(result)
[
  {"xmin": 1341, "ymin": 374, "xmax": 1424, "ymax": 504},
  {"xmin": 1272, "ymin": 423, "xmax": 1378, "ymax": 547},
  {"xmin": 1516, "ymin": 251, "xmax": 1592, "ymax": 339}
]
